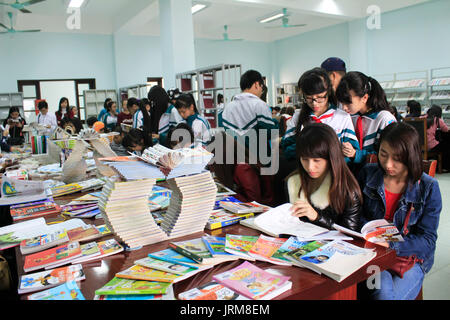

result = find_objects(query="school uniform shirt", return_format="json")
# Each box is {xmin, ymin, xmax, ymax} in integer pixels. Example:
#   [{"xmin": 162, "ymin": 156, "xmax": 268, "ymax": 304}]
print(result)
[
  {"xmin": 101, "ymin": 112, "xmax": 117, "ymax": 131},
  {"xmin": 37, "ymin": 112, "xmax": 58, "ymax": 130},
  {"xmin": 219, "ymin": 92, "xmax": 278, "ymax": 157},
  {"xmin": 97, "ymin": 108, "xmax": 107, "ymax": 122},
  {"xmin": 158, "ymin": 105, "xmax": 185, "ymax": 146},
  {"xmin": 351, "ymin": 110, "xmax": 396, "ymax": 164},
  {"xmin": 132, "ymin": 109, "xmax": 144, "ymax": 130},
  {"xmin": 186, "ymin": 113, "xmax": 212, "ymax": 147},
  {"xmin": 281, "ymin": 105, "xmax": 360, "ymax": 161}
]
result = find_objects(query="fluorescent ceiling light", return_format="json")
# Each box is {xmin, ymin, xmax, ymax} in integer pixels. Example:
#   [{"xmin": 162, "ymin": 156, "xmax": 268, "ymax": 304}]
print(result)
[
  {"xmin": 68, "ymin": 0, "xmax": 85, "ymax": 8},
  {"xmin": 259, "ymin": 13, "xmax": 284, "ymax": 24},
  {"xmin": 192, "ymin": 4, "xmax": 207, "ymax": 14}
]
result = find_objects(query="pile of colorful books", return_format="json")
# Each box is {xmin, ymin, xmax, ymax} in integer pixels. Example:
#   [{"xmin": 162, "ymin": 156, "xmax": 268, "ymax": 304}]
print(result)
[{"xmin": 10, "ymin": 198, "xmax": 61, "ymax": 222}]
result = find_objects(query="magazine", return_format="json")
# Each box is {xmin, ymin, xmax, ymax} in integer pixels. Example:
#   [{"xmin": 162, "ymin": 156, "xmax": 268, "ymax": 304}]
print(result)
[{"xmin": 333, "ymin": 219, "xmax": 404, "ymax": 243}]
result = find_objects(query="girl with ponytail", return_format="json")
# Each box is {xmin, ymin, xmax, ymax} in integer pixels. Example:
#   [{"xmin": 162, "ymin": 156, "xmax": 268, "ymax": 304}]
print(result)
[{"xmin": 336, "ymin": 71, "xmax": 396, "ymax": 167}]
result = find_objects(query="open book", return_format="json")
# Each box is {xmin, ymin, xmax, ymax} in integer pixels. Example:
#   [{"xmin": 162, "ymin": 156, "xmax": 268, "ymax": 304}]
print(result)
[{"xmin": 333, "ymin": 219, "xmax": 404, "ymax": 243}]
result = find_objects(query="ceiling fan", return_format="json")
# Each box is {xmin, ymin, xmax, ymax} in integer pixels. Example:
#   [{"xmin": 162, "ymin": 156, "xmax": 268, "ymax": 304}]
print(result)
[
  {"xmin": 212, "ymin": 25, "xmax": 243, "ymax": 42},
  {"xmin": 0, "ymin": 0, "xmax": 46, "ymax": 14},
  {"xmin": 263, "ymin": 8, "xmax": 306, "ymax": 29},
  {"xmin": 0, "ymin": 11, "xmax": 41, "ymax": 34}
]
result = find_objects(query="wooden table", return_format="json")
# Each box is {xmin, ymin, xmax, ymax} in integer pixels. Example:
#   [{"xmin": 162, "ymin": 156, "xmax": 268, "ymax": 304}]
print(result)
[{"xmin": 14, "ymin": 217, "xmax": 397, "ymax": 300}]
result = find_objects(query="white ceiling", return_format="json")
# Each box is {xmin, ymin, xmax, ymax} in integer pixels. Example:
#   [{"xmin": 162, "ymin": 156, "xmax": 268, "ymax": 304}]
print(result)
[{"xmin": 0, "ymin": 0, "xmax": 433, "ymax": 42}]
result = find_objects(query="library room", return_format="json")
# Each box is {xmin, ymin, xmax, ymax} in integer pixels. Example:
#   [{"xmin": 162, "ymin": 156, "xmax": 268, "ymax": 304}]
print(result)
[{"xmin": 0, "ymin": 0, "xmax": 448, "ymax": 309}]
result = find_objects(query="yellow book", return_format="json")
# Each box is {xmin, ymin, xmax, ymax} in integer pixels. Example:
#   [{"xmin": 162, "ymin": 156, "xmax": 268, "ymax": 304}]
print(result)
[{"xmin": 115, "ymin": 265, "xmax": 180, "ymax": 283}]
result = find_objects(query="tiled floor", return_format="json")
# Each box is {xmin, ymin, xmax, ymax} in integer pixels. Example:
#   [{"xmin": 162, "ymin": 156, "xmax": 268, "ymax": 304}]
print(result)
[{"xmin": 423, "ymin": 172, "xmax": 450, "ymax": 300}]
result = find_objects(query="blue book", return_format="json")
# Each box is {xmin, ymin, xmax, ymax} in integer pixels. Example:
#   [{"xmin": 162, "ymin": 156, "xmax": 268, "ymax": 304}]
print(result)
[
  {"xmin": 27, "ymin": 281, "xmax": 85, "ymax": 300},
  {"xmin": 148, "ymin": 248, "xmax": 199, "ymax": 269},
  {"xmin": 202, "ymin": 235, "xmax": 231, "ymax": 256},
  {"xmin": 214, "ymin": 196, "xmax": 241, "ymax": 210}
]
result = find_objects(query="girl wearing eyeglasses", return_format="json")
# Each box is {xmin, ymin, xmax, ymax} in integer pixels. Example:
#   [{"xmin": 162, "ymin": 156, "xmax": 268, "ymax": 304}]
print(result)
[
  {"xmin": 281, "ymin": 68, "xmax": 360, "ymax": 163},
  {"xmin": 336, "ymin": 71, "xmax": 396, "ymax": 169}
]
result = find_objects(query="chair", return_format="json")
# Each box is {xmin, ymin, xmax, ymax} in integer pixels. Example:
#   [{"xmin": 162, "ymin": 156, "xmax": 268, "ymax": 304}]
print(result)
[
  {"xmin": 404, "ymin": 117, "xmax": 443, "ymax": 174},
  {"xmin": 422, "ymin": 159, "xmax": 437, "ymax": 178}
]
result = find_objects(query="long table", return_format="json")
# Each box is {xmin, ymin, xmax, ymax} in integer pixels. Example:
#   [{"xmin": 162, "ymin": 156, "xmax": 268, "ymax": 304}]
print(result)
[{"xmin": 14, "ymin": 193, "xmax": 397, "ymax": 301}]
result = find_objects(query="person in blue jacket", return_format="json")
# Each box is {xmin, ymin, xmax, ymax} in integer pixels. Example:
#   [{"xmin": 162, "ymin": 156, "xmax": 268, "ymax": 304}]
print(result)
[{"xmin": 358, "ymin": 122, "xmax": 442, "ymax": 300}]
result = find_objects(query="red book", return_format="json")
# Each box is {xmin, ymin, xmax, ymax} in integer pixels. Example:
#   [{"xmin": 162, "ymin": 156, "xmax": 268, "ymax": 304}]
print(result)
[
  {"xmin": 23, "ymin": 242, "xmax": 82, "ymax": 273},
  {"xmin": 10, "ymin": 201, "xmax": 61, "ymax": 221}
]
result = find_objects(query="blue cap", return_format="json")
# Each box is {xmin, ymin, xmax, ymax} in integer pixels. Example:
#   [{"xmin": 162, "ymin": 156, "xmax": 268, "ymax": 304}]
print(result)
[{"xmin": 321, "ymin": 57, "xmax": 346, "ymax": 72}]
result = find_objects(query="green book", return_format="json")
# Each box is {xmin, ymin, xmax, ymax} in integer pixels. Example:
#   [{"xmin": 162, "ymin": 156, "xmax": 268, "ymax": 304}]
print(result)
[
  {"xmin": 168, "ymin": 238, "xmax": 213, "ymax": 264},
  {"xmin": 95, "ymin": 277, "xmax": 172, "ymax": 296}
]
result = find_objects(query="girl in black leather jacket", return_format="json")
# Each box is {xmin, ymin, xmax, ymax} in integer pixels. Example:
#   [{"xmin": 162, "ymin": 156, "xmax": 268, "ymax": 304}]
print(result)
[{"xmin": 286, "ymin": 123, "xmax": 362, "ymax": 231}]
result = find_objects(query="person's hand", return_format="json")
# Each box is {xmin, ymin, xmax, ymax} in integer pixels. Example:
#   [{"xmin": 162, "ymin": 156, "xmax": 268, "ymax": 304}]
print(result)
[
  {"xmin": 375, "ymin": 241, "xmax": 390, "ymax": 248},
  {"xmin": 342, "ymin": 142, "xmax": 356, "ymax": 158},
  {"xmin": 152, "ymin": 133, "xmax": 160, "ymax": 139},
  {"xmin": 2, "ymin": 127, "xmax": 9, "ymax": 137},
  {"xmin": 46, "ymin": 124, "xmax": 51, "ymax": 128},
  {"xmin": 290, "ymin": 200, "xmax": 319, "ymax": 222}
]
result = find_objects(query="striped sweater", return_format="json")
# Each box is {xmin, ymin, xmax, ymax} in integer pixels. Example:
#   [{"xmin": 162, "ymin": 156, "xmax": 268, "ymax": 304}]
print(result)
[
  {"xmin": 186, "ymin": 113, "xmax": 212, "ymax": 147},
  {"xmin": 281, "ymin": 105, "xmax": 360, "ymax": 162}
]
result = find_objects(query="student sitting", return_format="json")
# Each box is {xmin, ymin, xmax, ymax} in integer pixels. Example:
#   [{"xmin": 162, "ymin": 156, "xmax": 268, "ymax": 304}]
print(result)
[
  {"xmin": 2, "ymin": 106, "xmax": 26, "ymax": 145},
  {"xmin": 37, "ymin": 101, "xmax": 58, "ymax": 131},
  {"xmin": 122, "ymin": 128, "xmax": 145, "ymax": 156},
  {"xmin": 405, "ymin": 100, "xmax": 422, "ymax": 118},
  {"xmin": 101, "ymin": 100, "xmax": 118, "ymax": 131},
  {"xmin": 287, "ymin": 123, "xmax": 361, "ymax": 231},
  {"xmin": 166, "ymin": 123, "xmax": 194, "ymax": 149},
  {"xmin": 86, "ymin": 116, "xmax": 98, "ymax": 129},
  {"xmin": 174, "ymin": 93, "xmax": 212, "ymax": 147},
  {"xmin": 358, "ymin": 122, "xmax": 442, "ymax": 300},
  {"xmin": 110, "ymin": 125, "xmax": 128, "ymax": 156},
  {"xmin": 61, "ymin": 116, "xmax": 82, "ymax": 135},
  {"xmin": 425, "ymin": 105, "xmax": 450, "ymax": 171},
  {"xmin": 93, "ymin": 121, "xmax": 105, "ymax": 133},
  {"xmin": 336, "ymin": 71, "xmax": 396, "ymax": 168}
]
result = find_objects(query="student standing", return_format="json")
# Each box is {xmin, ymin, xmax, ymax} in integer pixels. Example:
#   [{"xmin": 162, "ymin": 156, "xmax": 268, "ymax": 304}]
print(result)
[
  {"xmin": 336, "ymin": 71, "xmax": 396, "ymax": 167},
  {"xmin": 287, "ymin": 123, "xmax": 361, "ymax": 231},
  {"xmin": 101, "ymin": 100, "xmax": 118, "ymax": 131},
  {"xmin": 425, "ymin": 105, "xmax": 450, "ymax": 171},
  {"xmin": 358, "ymin": 122, "xmax": 442, "ymax": 300},
  {"xmin": 37, "ymin": 101, "xmax": 58, "ymax": 131},
  {"xmin": 2, "ymin": 107, "xmax": 26, "ymax": 145},
  {"xmin": 117, "ymin": 99, "xmax": 133, "ymax": 126},
  {"xmin": 174, "ymin": 93, "xmax": 212, "ymax": 147},
  {"xmin": 97, "ymin": 98, "xmax": 112, "ymax": 122},
  {"xmin": 128, "ymin": 98, "xmax": 143, "ymax": 130},
  {"xmin": 321, "ymin": 57, "xmax": 347, "ymax": 92},
  {"xmin": 55, "ymin": 97, "xmax": 73, "ymax": 127}
]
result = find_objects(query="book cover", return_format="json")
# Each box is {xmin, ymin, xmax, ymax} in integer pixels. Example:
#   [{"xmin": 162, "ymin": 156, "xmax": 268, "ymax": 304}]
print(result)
[
  {"xmin": 202, "ymin": 235, "xmax": 230, "ymax": 256},
  {"xmin": 20, "ymin": 229, "xmax": 69, "ymax": 255},
  {"xmin": 214, "ymin": 196, "xmax": 241, "ymax": 210},
  {"xmin": 270, "ymin": 237, "xmax": 311, "ymax": 263},
  {"xmin": 134, "ymin": 257, "xmax": 197, "ymax": 276},
  {"xmin": 225, "ymin": 234, "xmax": 258, "ymax": 259},
  {"xmin": 23, "ymin": 242, "xmax": 82, "ymax": 272},
  {"xmin": 298, "ymin": 240, "xmax": 377, "ymax": 282},
  {"xmin": 50, "ymin": 183, "xmax": 83, "ymax": 198},
  {"xmin": 94, "ymin": 286, "xmax": 175, "ymax": 300},
  {"xmin": 94, "ymin": 277, "xmax": 172, "ymax": 296},
  {"xmin": 169, "ymin": 238, "xmax": 213, "ymax": 263},
  {"xmin": 148, "ymin": 249, "xmax": 199, "ymax": 269},
  {"xmin": 70, "ymin": 242, "xmax": 101, "ymax": 264},
  {"xmin": 178, "ymin": 281, "xmax": 249, "ymax": 300},
  {"xmin": 333, "ymin": 219, "xmax": 404, "ymax": 243},
  {"xmin": 284, "ymin": 240, "xmax": 328, "ymax": 266},
  {"xmin": 67, "ymin": 225, "xmax": 101, "ymax": 242},
  {"xmin": 212, "ymin": 261, "xmax": 291, "ymax": 300},
  {"xmin": 206, "ymin": 209, "xmax": 254, "ymax": 230},
  {"xmin": 10, "ymin": 201, "xmax": 61, "ymax": 221},
  {"xmin": 248, "ymin": 235, "xmax": 290, "ymax": 265},
  {"xmin": 27, "ymin": 281, "xmax": 85, "ymax": 300},
  {"xmin": 116, "ymin": 265, "xmax": 179, "ymax": 283},
  {"xmin": 18, "ymin": 264, "xmax": 85, "ymax": 294}
]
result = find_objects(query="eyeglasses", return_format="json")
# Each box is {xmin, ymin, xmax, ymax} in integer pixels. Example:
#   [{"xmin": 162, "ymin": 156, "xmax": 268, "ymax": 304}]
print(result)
[{"xmin": 304, "ymin": 93, "xmax": 328, "ymax": 104}]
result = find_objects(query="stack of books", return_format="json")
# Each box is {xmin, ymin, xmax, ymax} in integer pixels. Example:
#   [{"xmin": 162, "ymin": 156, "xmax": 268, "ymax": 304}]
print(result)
[
  {"xmin": 99, "ymin": 178, "xmax": 169, "ymax": 248},
  {"xmin": 161, "ymin": 171, "xmax": 217, "ymax": 239}
]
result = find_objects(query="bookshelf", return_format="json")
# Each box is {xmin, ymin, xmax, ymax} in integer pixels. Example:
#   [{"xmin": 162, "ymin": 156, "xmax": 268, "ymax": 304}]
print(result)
[
  {"xmin": 0, "ymin": 92, "xmax": 25, "ymax": 123},
  {"xmin": 275, "ymin": 83, "xmax": 301, "ymax": 108},
  {"xmin": 176, "ymin": 64, "xmax": 242, "ymax": 128},
  {"xmin": 375, "ymin": 71, "xmax": 429, "ymax": 115},
  {"xmin": 83, "ymin": 89, "xmax": 117, "ymax": 120},
  {"xmin": 118, "ymin": 84, "xmax": 153, "ymax": 107},
  {"xmin": 430, "ymin": 67, "xmax": 450, "ymax": 125}
]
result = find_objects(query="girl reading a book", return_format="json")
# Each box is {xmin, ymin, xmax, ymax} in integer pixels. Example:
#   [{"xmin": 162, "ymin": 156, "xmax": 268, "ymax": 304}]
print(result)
[
  {"xmin": 336, "ymin": 71, "xmax": 396, "ymax": 171},
  {"xmin": 3, "ymin": 106, "xmax": 26, "ymax": 145},
  {"xmin": 287, "ymin": 123, "xmax": 362, "ymax": 231},
  {"xmin": 174, "ymin": 94, "xmax": 212, "ymax": 147},
  {"xmin": 358, "ymin": 122, "xmax": 442, "ymax": 300}
]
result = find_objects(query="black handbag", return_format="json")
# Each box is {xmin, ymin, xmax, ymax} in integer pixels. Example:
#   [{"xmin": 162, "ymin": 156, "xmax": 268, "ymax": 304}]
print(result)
[{"xmin": 435, "ymin": 118, "xmax": 443, "ymax": 143}]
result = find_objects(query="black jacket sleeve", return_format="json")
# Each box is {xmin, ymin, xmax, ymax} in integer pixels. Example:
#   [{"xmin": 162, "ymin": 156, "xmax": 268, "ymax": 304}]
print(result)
[{"xmin": 311, "ymin": 192, "xmax": 362, "ymax": 231}]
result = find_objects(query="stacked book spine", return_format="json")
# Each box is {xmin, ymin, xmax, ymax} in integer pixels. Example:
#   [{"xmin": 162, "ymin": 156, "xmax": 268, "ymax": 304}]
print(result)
[
  {"xmin": 162, "ymin": 171, "xmax": 217, "ymax": 239},
  {"xmin": 98, "ymin": 178, "xmax": 169, "ymax": 248}
]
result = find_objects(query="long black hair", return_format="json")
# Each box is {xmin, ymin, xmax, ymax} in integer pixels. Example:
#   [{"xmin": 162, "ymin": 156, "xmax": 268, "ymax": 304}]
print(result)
[
  {"xmin": 57, "ymin": 97, "xmax": 69, "ymax": 114},
  {"xmin": 148, "ymin": 86, "xmax": 169, "ymax": 134},
  {"xmin": 296, "ymin": 67, "xmax": 337, "ymax": 133},
  {"xmin": 336, "ymin": 71, "xmax": 392, "ymax": 114},
  {"xmin": 174, "ymin": 93, "xmax": 199, "ymax": 114}
]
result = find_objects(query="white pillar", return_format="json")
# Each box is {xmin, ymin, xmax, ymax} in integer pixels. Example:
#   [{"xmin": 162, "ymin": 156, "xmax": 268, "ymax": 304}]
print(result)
[{"xmin": 159, "ymin": 0, "xmax": 196, "ymax": 89}]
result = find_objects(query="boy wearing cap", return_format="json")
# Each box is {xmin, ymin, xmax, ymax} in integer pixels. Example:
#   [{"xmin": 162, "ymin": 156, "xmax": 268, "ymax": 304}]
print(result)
[{"xmin": 321, "ymin": 57, "xmax": 347, "ymax": 92}]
